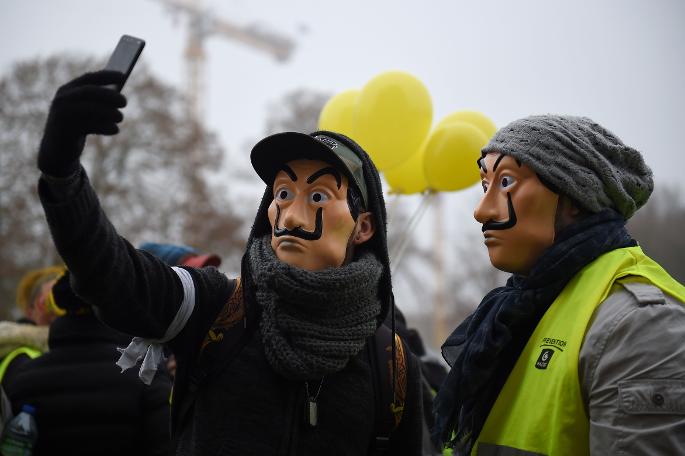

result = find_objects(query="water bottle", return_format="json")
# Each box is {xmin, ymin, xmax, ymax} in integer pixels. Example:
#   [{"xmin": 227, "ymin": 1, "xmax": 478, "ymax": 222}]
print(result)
[{"xmin": 0, "ymin": 404, "xmax": 38, "ymax": 456}]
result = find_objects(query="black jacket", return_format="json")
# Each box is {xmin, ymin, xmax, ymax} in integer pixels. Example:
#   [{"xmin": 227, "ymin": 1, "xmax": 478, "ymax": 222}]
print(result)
[
  {"xmin": 169, "ymin": 278, "xmax": 423, "ymax": 455},
  {"xmin": 4, "ymin": 313, "xmax": 172, "ymax": 456}
]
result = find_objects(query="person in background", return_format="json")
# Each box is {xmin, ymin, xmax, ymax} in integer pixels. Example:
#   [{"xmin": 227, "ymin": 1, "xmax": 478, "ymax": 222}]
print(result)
[
  {"xmin": 4, "ymin": 271, "xmax": 172, "ymax": 456},
  {"xmin": 138, "ymin": 242, "xmax": 222, "ymax": 270},
  {"xmin": 433, "ymin": 115, "xmax": 685, "ymax": 455},
  {"xmin": 15, "ymin": 266, "xmax": 66, "ymax": 326},
  {"xmin": 0, "ymin": 266, "xmax": 65, "ymax": 399}
]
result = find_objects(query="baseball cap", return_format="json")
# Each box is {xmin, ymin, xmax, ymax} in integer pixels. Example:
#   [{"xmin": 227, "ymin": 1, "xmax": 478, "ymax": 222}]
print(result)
[{"xmin": 250, "ymin": 132, "xmax": 368, "ymax": 207}]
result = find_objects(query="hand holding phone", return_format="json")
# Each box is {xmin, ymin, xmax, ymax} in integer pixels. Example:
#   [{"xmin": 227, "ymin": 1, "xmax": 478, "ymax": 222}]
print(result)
[
  {"xmin": 37, "ymin": 34, "xmax": 144, "ymax": 176},
  {"xmin": 38, "ymin": 71, "xmax": 127, "ymax": 177},
  {"xmin": 104, "ymin": 34, "xmax": 145, "ymax": 91}
]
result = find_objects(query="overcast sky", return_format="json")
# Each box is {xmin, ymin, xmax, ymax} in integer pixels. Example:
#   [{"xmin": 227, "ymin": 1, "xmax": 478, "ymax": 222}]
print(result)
[
  {"xmin": 3, "ymin": 0, "xmax": 684, "ymax": 188},
  {"xmin": 3, "ymin": 0, "xmax": 683, "ymax": 325}
]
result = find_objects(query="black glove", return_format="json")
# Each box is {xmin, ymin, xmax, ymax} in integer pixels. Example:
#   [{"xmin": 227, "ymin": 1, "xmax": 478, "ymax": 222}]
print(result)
[
  {"xmin": 38, "ymin": 70, "xmax": 127, "ymax": 177},
  {"xmin": 51, "ymin": 271, "xmax": 89, "ymax": 313}
]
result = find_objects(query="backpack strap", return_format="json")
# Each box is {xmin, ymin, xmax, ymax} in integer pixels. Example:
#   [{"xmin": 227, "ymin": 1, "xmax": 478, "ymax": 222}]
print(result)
[
  {"xmin": 367, "ymin": 324, "xmax": 408, "ymax": 455},
  {"xmin": 172, "ymin": 277, "xmax": 257, "ymax": 432}
]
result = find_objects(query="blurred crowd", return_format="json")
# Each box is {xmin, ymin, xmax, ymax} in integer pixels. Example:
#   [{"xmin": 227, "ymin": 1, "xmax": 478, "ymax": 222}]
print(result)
[{"xmin": 0, "ymin": 244, "xmax": 224, "ymax": 454}]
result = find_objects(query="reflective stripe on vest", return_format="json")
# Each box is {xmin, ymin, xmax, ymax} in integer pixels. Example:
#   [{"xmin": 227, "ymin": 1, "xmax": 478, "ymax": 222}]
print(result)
[
  {"xmin": 474, "ymin": 246, "xmax": 685, "ymax": 456},
  {"xmin": 0, "ymin": 346, "xmax": 42, "ymax": 384}
]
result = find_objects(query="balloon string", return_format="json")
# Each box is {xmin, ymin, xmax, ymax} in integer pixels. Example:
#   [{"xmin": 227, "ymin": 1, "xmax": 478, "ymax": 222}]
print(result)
[
  {"xmin": 390, "ymin": 191, "xmax": 435, "ymax": 274},
  {"xmin": 390, "ymin": 190, "xmax": 432, "ymax": 259},
  {"xmin": 385, "ymin": 192, "xmax": 401, "ymax": 224}
]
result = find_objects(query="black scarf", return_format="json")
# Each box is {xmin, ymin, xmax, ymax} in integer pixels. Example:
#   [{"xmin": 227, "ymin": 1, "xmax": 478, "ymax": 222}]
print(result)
[
  {"xmin": 432, "ymin": 209, "xmax": 635, "ymax": 453},
  {"xmin": 249, "ymin": 235, "xmax": 382, "ymax": 380}
]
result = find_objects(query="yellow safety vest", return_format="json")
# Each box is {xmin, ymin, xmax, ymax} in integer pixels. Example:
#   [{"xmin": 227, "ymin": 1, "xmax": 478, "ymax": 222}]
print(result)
[
  {"xmin": 473, "ymin": 246, "xmax": 685, "ymax": 456},
  {"xmin": 0, "ymin": 346, "xmax": 42, "ymax": 383}
]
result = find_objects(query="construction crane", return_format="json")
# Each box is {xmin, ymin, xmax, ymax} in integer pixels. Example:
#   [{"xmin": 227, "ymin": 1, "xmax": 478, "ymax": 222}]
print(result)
[{"xmin": 154, "ymin": 0, "xmax": 296, "ymax": 122}]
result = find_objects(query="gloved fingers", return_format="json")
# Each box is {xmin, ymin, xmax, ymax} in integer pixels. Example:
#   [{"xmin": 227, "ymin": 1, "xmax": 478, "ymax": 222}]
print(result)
[
  {"xmin": 54, "ymin": 102, "xmax": 124, "ymax": 136},
  {"xmin": 78, "ymin": 113, "xmax": 123, "ymax": 136},
  {"xmin": 83, "ymin": 121, "xmax": 120, "ymax": 136},
  {"xmin": 38, "ymin": 71, "xmax": 129, "ymax": 177},
  {"xmin": 60, "ymin": 101, "xmax": 124, "ymax": 127},
  {"xmin": 62, "ymin": 70, "xmax": 126, "ymax": 90},
  {"xmin": 55, "ymin": 84, "xmax": 127, "ymax": 109}
]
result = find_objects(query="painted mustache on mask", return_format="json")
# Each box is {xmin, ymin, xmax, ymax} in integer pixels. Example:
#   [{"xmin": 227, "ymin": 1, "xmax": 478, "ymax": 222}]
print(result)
[
  {"xmin": 482, "ymin": 193, "xmax": 518, "ymax": 231},
  {"xmin": 274, "ymin": 204, "xmax": 323, "ymax": 241}
]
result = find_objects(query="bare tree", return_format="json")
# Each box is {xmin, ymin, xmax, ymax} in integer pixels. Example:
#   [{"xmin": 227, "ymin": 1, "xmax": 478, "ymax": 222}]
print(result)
[
  {"xmin": 627, "ymin": 184, "xmax": 685, "ymax": 283},
  {"xmin": 386, "ymin": 198, "xmax": 435, "ymax": 311},
  {"xmin": 0, "ymin": 55, "xmax": 245, "ymax": 318},
  {"xmin": 446, "ymin": 231, "xmax": 508, "ymax": 328},
  {"xmin": 263, "ymin": 88, "xmax": 330, "ymax": 135}
]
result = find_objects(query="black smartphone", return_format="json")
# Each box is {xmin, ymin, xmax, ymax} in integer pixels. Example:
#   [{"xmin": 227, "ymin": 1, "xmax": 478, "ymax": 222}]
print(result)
[{"xmin": 104, "ymin": 34, "xmax": 145, "ymax": 91}]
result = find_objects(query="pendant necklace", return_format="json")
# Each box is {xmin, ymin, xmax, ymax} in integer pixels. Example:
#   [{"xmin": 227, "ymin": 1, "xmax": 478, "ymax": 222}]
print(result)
[{"xmin": 304, "ymin": 377, "xmax": 325, "ymax": 427}]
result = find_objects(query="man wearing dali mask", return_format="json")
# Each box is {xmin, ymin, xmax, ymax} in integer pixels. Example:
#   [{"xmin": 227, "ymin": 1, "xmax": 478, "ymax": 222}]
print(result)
[{"xmin": 433, "ymin": 114, "xmax": 685, "ymax": 455}]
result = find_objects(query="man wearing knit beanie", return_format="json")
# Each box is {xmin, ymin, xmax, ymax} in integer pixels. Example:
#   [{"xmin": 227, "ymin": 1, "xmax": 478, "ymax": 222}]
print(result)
[
  {"xmin": 34, "ymin": 68, "xmax": 424, "ymax": 454},
  {"xmin": 433, "ymin": 115, "xmax": 685, "ymax": 455}
]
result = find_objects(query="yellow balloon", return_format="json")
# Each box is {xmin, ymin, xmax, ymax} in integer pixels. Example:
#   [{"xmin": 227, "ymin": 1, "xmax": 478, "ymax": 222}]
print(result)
[
  {"xmin": 424, "ymin": 121, "xmax": 488, "ymax": 192},
  {"xmin": 383, "ymin": 145, "xmax": 427, "ymax": 194},
  {"xmin": 318, "ymin": 89, "xmax": 360, "ymax": 137},
  {"xmin": 436, "ymin": 110, "xmax": 497, "ymax": 140},
  {"xmin": 353, "ymin": 71, "xmax": 432, "ymax": 170}
]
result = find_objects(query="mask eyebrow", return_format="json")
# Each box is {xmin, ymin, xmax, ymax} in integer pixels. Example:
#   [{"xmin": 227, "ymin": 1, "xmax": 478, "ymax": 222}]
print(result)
[
  {"xmin": 278, "ymin": 164, "xmax": 297, "ymax": 182},
  {"xmin": 492, "ymin": 153, "xmax": 506, "ymax": 172},
  {"xmin": 477, "ymin": 156, "xmax": 487, "ymax": 173},
  {"xmin": 306, "ymin": 167, "xmax": 341, "ymax": 189}
]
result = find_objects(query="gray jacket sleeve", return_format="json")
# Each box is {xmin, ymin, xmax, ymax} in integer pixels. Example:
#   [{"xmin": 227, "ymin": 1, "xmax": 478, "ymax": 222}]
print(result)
[{"xmin": 579, "ymin": 279, "xmax": 685, "ymax": 455}]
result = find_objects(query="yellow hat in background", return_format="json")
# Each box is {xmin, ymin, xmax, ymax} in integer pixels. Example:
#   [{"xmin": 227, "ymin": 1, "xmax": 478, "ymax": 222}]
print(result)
[{"xmin": 16, "ymin": 265, "xmax": 66, "ymax": 315}]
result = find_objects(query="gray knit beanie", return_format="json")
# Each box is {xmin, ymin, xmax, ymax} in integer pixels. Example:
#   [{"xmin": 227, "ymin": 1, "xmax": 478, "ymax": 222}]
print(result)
[{"xmin": 481, "ymin": 115, "xmax": 653, "ymax": 219}]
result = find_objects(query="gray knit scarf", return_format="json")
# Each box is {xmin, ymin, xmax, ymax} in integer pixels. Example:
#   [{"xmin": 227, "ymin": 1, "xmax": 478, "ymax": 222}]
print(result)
[{"xmin": 249, "ymin": 235, "xmax": 382, "ymax": 380}]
